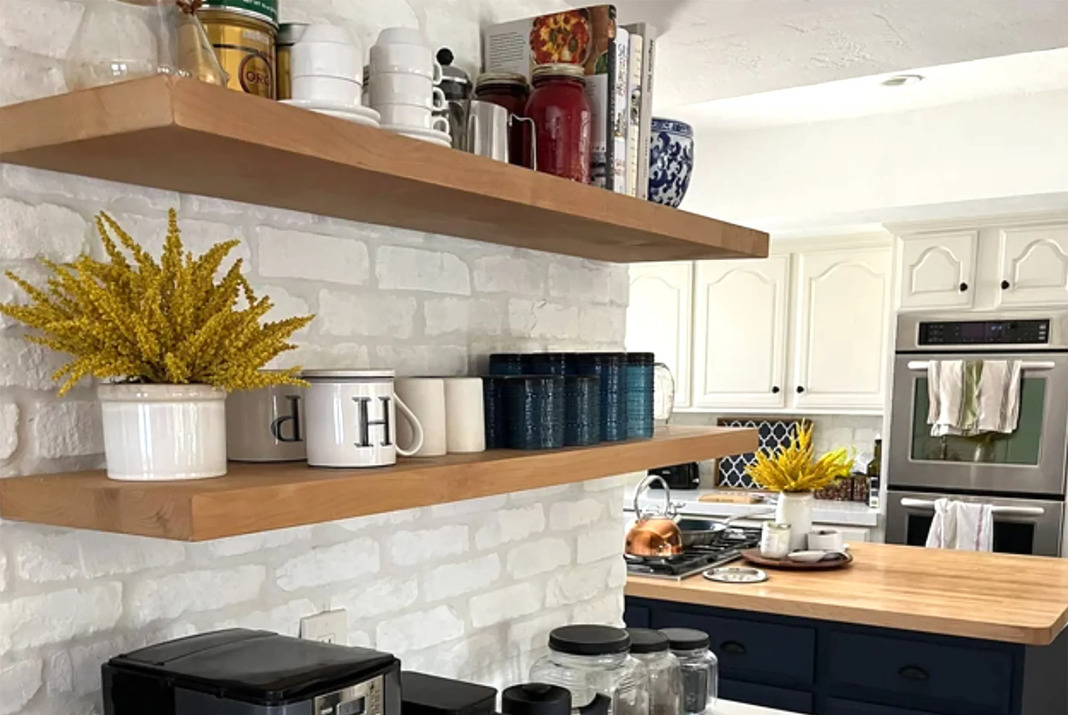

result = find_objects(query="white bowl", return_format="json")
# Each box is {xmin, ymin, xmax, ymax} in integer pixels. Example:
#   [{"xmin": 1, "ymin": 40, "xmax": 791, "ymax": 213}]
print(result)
[
  {"xmin": 292, "ymin": 75, "xmax": 361, "ymax": 105},
  {"xmin": 292, "ymin": 40, "xmax": 361, "ymax": 81}
]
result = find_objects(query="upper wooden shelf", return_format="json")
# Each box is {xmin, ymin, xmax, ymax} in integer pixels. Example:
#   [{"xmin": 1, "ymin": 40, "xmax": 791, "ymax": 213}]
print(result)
[
  {"xmin": 0, "ymin": 425, "xmax": 757, "ymax": 541},
  {"xmin": 0, "ymin": 77, "xmax": 768, "ymax": 263}
]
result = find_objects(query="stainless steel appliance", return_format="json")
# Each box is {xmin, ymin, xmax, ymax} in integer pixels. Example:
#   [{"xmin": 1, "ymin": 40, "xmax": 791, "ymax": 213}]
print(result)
[
  {"xmin": 103, "ymin": 629, "xmax": 401, "ymax": 715},
  {"xmin": 646, "ymin": 462, "xmax": 700, "ymax": 490},
  {"xmin": 886, "ymin": 311, "xmax": 1068, "ymax": 556}
]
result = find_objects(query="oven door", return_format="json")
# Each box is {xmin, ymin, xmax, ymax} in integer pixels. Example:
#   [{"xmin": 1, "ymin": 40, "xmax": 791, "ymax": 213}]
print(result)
[
  {"xmin": 888, "ymin": 352, "xmax": 1068, "ymax": 496},
  {"xmin": 885, "ymin": 489, "xmax": 1064, "ymax": 556}
]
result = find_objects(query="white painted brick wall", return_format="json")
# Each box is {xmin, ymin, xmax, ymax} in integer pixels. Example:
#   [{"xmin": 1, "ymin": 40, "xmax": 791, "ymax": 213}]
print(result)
[{"xmin": 0, "ymin": 1, "xmax": 626, "ymax": 711}]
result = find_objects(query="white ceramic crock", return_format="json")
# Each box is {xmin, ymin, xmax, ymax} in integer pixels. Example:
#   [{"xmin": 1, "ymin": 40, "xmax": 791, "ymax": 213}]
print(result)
[
  {"xmin": 775, "ymin": 491, "xmax": 815, "ymax": 551},
  {"xmin": 98, "ymin": 383, "xmax": 227, "ymax": 481},
  {"xmin": 303, "ymin": 368, "xmax": 424, "ymax": 468}
]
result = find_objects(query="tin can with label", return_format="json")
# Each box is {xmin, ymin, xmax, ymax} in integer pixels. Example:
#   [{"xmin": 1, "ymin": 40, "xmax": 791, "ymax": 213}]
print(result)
[
  {"xmin": 275, "ymin": 23, "xmax": 308, "ymax": 100},
  {"xmin": 199, "ymin": 0, "xmax": 279, "ymax": 99}
]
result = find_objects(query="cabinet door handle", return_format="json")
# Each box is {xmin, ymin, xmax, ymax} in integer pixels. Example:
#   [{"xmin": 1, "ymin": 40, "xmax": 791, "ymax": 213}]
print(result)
[
  {"xmin": 771, "ymin": 386, "xmax": 781, "ymax": 394},
  {"xmin": 720, "ymin": 640, "xmax": 747, "ymax": 655},
  {"xmin": 898, "ymin": 665, "xmax": 929, "ymax": 681},
  {"xmin": 959, "ymin": 282, "xmax": 968, "ymax": 292},
  {"xmin": 1001, "ymin": 280, "xmax": 1011, "ymax": 290},
  {"xmin": 796, "ymin": 386, "xmax": 805, "ymax": 394}
]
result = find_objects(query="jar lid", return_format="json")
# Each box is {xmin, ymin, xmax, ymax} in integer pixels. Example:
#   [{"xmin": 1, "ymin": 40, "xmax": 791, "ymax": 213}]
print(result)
[
  {"xmin": 301, "ymin": 368, "xmax": 395, "ymax": 380},
  {"xmin": 476, "ymin": 71, "xmax": 529, "ymax": 89},
  {"xmin": 548, "ymin": 625, "xmax": 630, "ymax": 656},
  {"xmin": 660, "ymin": 627, "xmax": 710, "ymax": 651},
  {"xmin": 501, "ymin": 684, "xmax": 571, "ymax": 715},
  {"xmin": 626, "ymin": 628, "xmax": 670, "ymax": 654},
  {"xmin": 626, "ymin": 352, "xmax": 655, "ymax": 365},
  {"xmin": 201, "ymin": 0, "xmax": 279, "ymax": 26},
  {"xmin": 277, "ymin": 22, "xmax": 308, "ymax": 45},
  {"xmin": 532, "ymin": 63, "xmax": 585, "ymax": 81}
]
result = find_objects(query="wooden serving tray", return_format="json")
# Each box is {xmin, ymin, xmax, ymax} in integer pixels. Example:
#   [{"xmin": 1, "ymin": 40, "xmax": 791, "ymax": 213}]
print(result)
[{"xmin": 741, "ymin": 548, "xmax": 854, "ymax": 570}]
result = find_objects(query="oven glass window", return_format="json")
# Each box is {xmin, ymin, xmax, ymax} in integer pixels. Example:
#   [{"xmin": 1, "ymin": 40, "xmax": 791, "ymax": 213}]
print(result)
[
  {"xmin": 910, "ymin": 377, "xmax": 1046, "ymax": 465},
  {"xmin": 905, "ymin": 513, "xmax": 1037, "ymax": 554}
]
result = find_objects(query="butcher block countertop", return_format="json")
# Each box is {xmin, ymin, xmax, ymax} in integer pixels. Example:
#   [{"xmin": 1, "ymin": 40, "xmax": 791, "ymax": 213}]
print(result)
[{"xmin": 625, "ymin": 542, "xmax": 1068, "ymax": 645}]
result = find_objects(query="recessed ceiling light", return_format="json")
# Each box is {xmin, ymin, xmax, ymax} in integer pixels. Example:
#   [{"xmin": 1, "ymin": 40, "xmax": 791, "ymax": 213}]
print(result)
[{"xmin": 881, "ymin": 74, "xmax": 924, "ymax": 87}]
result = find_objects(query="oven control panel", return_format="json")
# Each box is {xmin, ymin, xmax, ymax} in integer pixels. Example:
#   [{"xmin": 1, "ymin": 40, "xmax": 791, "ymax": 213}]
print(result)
[{"xmin": 919, "ymin": 319, "xmax": 1051, "ymax": 346}]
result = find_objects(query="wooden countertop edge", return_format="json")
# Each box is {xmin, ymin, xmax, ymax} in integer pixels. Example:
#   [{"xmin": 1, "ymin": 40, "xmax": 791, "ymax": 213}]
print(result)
[{"xmin": 624, "ymin": 577, "xmax": 1067, "ymax": 646}]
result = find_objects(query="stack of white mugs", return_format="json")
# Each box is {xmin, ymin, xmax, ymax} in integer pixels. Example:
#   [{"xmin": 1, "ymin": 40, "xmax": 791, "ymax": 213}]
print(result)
[
  {"xmin": 367, "ymin": 28, "xmax": 452, "ymax": 146},
  {"xmin": 284, "ymin": 25, "xmax": 380, "ymax": 127}
]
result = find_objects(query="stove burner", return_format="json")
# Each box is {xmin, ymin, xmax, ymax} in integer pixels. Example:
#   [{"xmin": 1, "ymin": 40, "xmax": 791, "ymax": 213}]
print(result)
[{"xmin": 626, "ymin": 527, "xmax": 761, "ymax": 580}]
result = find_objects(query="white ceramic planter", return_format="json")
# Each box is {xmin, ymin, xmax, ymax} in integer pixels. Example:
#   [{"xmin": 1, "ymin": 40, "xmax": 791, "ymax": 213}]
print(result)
[
  {"xmin": 98, "ymin": 383, "xmax": 227, "ymax": 481},
  {"xmin": 775, "ymin": 491, "xmax": 814, "ymax": 551}
]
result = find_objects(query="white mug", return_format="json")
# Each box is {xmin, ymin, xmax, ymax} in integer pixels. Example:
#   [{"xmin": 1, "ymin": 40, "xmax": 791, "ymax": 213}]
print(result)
[
  {"xmin": 291, "ymin": 40, "xmax": 362, "ymax": 81},
  {"xmin": 292, "ymin": 75, "xmax": 361, "ymax": 105},
  {"xmin": 370, "ymin": 34, "xmax": 442, "ymax": 83},
  {"xmin": 303, "ymin": 368, "xmax": 423, "ymax": 468},
  {"xmin": 369, "ymin": 71, "xmax": 436, "ymax": 102},
  {"xmin": 376, "ymin": 105, "xmax": 450, "ymax": 132},
  {"xmin": 807, "ymin": 528, "xmax": 845, "ymax": 552},
  {"xmin": 225, "ymin": 381, "xmax": 306, "ymax": 462},
  {"xmin": 444, "ymin": 377, "xmax": 485, "ymax": 453},
  {"xmin": 395, "ymin": 378, "xmax": 448, "ymax": 457},
  {"xmin": 371, "ymin": 85, "xmax": 446, "ymax": 112}
]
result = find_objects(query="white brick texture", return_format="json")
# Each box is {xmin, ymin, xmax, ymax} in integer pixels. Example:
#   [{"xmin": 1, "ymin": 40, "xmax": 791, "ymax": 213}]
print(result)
[{"xmin": 0, "ymin": 2, "xmax": 629, "ymax": 710}]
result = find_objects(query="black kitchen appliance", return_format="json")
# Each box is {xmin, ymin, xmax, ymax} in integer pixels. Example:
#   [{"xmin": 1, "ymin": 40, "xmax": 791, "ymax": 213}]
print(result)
[
  {"xmin": 646, "ymin": 462, "xmax": 700, "ymax": 490},
  {"xmin": 400, "ymin": 671, "xmax": 496, "ymax": 715},
  {"xmin": 103, "ymin": 629, "xmax": 401, "ymax": 715}
]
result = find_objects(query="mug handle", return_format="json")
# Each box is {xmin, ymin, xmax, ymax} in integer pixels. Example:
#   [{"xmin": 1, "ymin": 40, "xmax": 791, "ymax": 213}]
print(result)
[
  {"xmin": 394, "ymin": 394, "xmax": 425, "ymax": 457},
  {"xmin": 509, "ymin": 115, "xmax": 537, "ymax": 170},
  {"xmin": 431, "ymin": 114, "xmax": 451, "ymax": 135},
  {"xmin": 431, "ymin": 59, "xmax": 443, "ymax": 85},
  {"xmin": 430, "ymin": 86, "xmax": 446, "ymax": 111}
]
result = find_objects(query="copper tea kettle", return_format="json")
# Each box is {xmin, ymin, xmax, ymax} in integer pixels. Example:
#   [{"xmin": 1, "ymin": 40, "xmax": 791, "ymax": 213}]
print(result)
[{"xmin": 625, "ymin": 475, "xmax": 683, "ymax": 558}]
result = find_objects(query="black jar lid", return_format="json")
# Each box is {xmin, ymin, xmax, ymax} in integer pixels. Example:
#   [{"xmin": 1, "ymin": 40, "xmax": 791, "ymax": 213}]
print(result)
[
  {"xmin": 501, "ymin": 683, "xmax": 571, "ymax": 715},
  {"xmin": 548, "ymin": 625, "xmax": 630, "ymax": 656},
  {"xmin": 626, "ymin": 628, "xmax": 669, "ymax": 654},
  {"xmin": 660, "ymin": 627, "xmax": 710, "ymax": 651},
  {"xmin": 626, "ymin": 352, "xmax": 655, "ymax": 365}
]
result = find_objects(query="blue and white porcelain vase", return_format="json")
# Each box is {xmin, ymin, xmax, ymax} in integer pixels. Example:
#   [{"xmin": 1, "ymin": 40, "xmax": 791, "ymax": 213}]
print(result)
[{"xmin": 648, "ymin": 117, "xmax": 694, "ymax": 208}]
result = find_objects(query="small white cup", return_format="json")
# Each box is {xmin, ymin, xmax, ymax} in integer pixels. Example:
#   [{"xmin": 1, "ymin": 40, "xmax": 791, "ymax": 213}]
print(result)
[
  {"xmin": 375, "ymin": 27, "xmax": 426, "ymax": 45},
  {"xmin": 377, "ymin": 104, "xmax": 450, "ymax": 132},
  {"xmin": 372, "ymin": 85, "xmax": 446, "ymax": 113},
  {"xmin": 807, "ymin": 528, "xmax": 845, "ymax": 552},
  {"xmin": 444, "ymin": 377, "xmax": 485, "ymax": 454},
  {"xmin": 369, "ymin": 70, "xmax": 434, "ymax": 102},
  {"xmin": 291, "ymin": 40, "xmax": 362, "ymax": 81},
  {"xmin": 370, "ymin": 44, "xmax": 442, "ymax": 83},
  {"xmin": 395, "ymin": 378, "xmax": 448, "ymax": 457},
  {"xmin": 292, "ymin": 75, "xmax": 361, "ymax": 105}
]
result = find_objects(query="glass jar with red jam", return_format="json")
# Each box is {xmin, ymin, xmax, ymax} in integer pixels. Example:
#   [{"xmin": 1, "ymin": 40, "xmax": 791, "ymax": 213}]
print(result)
[
  {"xmin": 474, "ymin": 71, "xmax": 531, "ymax": 168},
  {"xmin": 525, "ymin": 63, "xmax": 591, "ymax": 184}
]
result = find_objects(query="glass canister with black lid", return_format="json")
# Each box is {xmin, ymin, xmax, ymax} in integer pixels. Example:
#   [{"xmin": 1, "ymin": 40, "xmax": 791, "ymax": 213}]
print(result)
[
  {"xmin": 660, "ymin": 628, "xmax": 717, "ymax": 714},
  {"xmin": 530, "ymin": 625, "xmax": 649, "ymax": 714},
  {"xmin": 627, "ymin": 629, "xmax": 682, "ymax": 715}
]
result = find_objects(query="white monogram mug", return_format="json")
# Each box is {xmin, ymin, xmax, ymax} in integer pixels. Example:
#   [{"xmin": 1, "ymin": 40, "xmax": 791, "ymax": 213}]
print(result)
[
  {"xmin": 303, "ymin": 368, "xmax": 424, "ymax": 468},
  {"xmin": 225, "ymin": 380, "xmax": 307, "ymax": 462}
]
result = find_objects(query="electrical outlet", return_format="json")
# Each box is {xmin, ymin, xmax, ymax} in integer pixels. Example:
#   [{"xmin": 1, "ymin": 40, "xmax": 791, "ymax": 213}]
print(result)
[{"xmin": 300, "ymin": 610, "xmax": 348, "ymax": 645}]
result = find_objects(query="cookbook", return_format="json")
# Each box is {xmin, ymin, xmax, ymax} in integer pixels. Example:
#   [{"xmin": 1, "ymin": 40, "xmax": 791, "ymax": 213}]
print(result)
[{"xmin": 482, "ymin": 5, "xmax": 623, "ymax": 191}]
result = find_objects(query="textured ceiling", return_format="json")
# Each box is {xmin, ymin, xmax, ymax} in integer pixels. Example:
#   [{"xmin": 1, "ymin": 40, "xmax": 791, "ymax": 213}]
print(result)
[{"xmin": 601, "ymin": 0, "xmax": 1068, "ymax": 109}]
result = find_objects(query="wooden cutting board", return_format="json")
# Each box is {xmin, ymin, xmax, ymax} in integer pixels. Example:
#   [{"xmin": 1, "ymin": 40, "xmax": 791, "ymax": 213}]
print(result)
[{"xmin": 698, "ymin": 492, "xmax": 765, "ymax": 504}]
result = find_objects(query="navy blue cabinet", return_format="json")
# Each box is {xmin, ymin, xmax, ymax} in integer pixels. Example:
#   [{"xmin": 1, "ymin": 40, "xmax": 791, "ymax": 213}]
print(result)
[{"xmin": 625, "ymin": 596, "xmax": 1068, "ymax": 715}]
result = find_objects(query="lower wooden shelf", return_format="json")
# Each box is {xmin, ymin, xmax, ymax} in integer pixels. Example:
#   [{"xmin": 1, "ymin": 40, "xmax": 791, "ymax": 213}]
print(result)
[{"xmin": 0, "ymin": 425, "xmax": 756, "ymax": 541}]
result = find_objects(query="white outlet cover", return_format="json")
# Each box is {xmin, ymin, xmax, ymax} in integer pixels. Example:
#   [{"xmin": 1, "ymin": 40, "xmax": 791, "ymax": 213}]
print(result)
[{"xmin": 300, "ymin": 610, "xmax": 348, "ymax": 645}]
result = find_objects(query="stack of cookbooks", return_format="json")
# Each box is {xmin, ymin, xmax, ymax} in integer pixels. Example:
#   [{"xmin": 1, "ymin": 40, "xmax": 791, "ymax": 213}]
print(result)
[{"xmin": 482, "ymin": 6, "xmax": 658, "ymax": 199}]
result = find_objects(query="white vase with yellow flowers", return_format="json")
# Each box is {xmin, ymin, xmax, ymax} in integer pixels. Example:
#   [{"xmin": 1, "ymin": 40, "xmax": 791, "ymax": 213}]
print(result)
[
  {"xmin": 746, "ymin": 421, "xmax": 853, "ymax": 551},
  {"xmin": 0, "ymin": 210, "xmax": 312, "ymax": 481}
]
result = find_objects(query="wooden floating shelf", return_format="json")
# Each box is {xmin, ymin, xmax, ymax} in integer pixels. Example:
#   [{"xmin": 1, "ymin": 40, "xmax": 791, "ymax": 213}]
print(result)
[
  {"xmin": 0, "ymin": 426, "xmax": 757, "ymax": 541},
  {"xmin": 0, "ymin": 76, "xmax": 768, "ymax": 263}
]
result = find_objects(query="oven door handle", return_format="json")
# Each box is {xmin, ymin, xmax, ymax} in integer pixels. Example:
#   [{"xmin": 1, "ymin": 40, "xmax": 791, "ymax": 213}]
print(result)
[
  {"xmin": 906, "ymin": 360, "xmax": 1056, "ymax": 372},
  {"xmin": 899, "ymin": 498, "xmax": 1046, "ymax": 517}
]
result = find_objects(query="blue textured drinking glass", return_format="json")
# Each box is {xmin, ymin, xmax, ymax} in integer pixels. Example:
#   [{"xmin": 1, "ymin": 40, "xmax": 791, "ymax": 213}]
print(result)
[
  {"xmin": 482, "ymin": 376, "xmax": 509, "ymax": 449},
  {"xmin": 626, "ymin": 352, "xmax": 655, "ymax": 439},
  {"xmin": 574, "ymin": 353, "xmax": 627, "ymax": 441},
  {"xmin": 521, "ymin": 352, "xmax": 569, "ymax": 376},
  {"xmin": 489, "ymin": 353, "xmax": 524, "ymax": 375},
  {"xmin": 505, "ymin": 376, "xmax": 565, "ymax": 449},
  {"xmin": 565, "ymin": 375, "xmax": 601, "ymax": 446}
]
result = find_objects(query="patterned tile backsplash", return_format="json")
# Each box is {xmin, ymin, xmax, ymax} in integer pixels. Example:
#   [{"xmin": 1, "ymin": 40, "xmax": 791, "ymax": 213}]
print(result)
[{"xmin": 715, "ymin": 418, "xmax": 800, "ymax": 489}]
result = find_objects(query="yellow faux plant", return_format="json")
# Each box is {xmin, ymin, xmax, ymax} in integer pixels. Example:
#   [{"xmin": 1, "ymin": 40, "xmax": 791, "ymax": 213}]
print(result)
[
  {"xmin": 745, "ymin": 421, "xmax": 853, "ymax": 493},
  {"xmin": 0, "ymin": 209, "xmax": 313, "ymax": 394}
]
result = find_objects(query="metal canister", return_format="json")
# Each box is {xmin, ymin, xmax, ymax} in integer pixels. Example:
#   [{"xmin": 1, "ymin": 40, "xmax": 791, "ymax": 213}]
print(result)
[
  {"xmin": 275, "ymin": 22, "xmax": 307, "ymax": 100},
  {"xmin": 199, "ymin": 0, "xmax": 279, "ymax": 99}
]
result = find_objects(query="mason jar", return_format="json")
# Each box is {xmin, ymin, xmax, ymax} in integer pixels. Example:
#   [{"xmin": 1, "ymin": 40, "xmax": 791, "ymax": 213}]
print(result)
[{"xmin": 661, "ymin": 628, "xmax": 717, "ymax": 714}]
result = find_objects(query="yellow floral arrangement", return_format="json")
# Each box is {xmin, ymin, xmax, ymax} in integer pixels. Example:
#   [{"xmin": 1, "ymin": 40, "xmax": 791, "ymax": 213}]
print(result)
[
  {"xmin": 0, "ymin": 209, "xmax": 313, "ymax": 395},
  {"xmin": 745, "ymin": 421, "xmax": 853, "ymax": 493}
]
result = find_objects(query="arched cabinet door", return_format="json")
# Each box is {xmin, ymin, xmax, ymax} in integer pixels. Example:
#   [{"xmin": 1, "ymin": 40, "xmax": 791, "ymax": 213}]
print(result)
[
  {"xmin": 898, "ymin": 231, "xmax": 977, "ymax": 310},
  {"xmin": 626, "ymin": 262, "xmax": 693, "ymax": 407},
  {"xmin": 794, "ymin": 248, "xmax": 892, "ymax": 410},
  {"xmin": 997, "ymin": 223, "xmax": 1068, "ymax": 307},
  {"xmin": 693, "ymin": 255, "xmax": 791, "ymax": 409}
]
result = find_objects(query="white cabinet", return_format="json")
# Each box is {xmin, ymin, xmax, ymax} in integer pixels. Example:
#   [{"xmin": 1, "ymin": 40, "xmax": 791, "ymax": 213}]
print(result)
[
  {"xmin": 898, "ymin": 231, "xmax": 977, "ymax": 310},
  {"xmin": 626, "ymin": 262, "xmax": 692, "ymax": 407},
  {"xmin": 692, "ymin": 256, "xmax": 791, "ymax": 409},
  {"xmin": 997, "ymin": 223, "xmax": 1068, "ymax": 307},
  {"xmin": 794, "ymin": 248, "xmax": 893, "ymax": 410}
]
